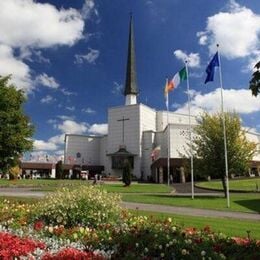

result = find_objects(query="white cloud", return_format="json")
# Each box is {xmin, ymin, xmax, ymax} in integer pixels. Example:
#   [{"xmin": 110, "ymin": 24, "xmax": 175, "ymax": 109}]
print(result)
[
  {"xmin": 66, "ymin": 106, "xmax": 75, "ymax": 111},
  {"xmin": 198, "ymin": 0, "xmax": 260, "ymax": 59},
  {"xmin": 40, "ymin": 95, "xmax": 55, "ymax": 104},
  {"xmin": 55, "ymin": 150, "xmax": 65, "ymax": 155},
  {"xmin": 34, "ymin": 139, "xmax": 58, "ymax": 151},
  {"xmin": 175, "ymin": 88, "xmax": 260, "ymax": 115},
  {"xmin": 48, "ymin": 134, "xmax": 65, "ymax": 145},
  {"xmin": 36, "ymin": 73, "xmax": 59, "ymax": 89},
  {"xmin": 88, "ymin": 124, "xmax": 108, "ymax": 135},
  {"xmin": 111, "ymin": 81, "xmax": 123, "ymax": 95},
  {"xmin": 197, "ymin": 32, "xmax": 208, "ymax": 45},
  {"xmin": 173, "ymin": 50, "xmax": 200, "ymax": 68},
  {"xmin": 33, "ymin": 50, "xmax": 50, "ymax": 63},
  {"xmin": 171, "ymin": 103, "xmax": 181, "ymax": 109},
  {"xmin": 82, "ymin": 0, "xmax": 98, "ymax": 19},
  {"xmin": 0, "ymin": 0, "xmax": 84, "ymax": 48},
  {"xmin": 60, "ymin": 88, "xmax": 77, "ymax": 96},
  {"xmin": 19, "ymin": 48, "xmax": 50, "ymax": 64},
  {"xmin": 0, "ymin": 0, "xmax": 87, "ymax": 93},
  {"xmin": 0, "ymin": 44, "xmax": 32, "ymax": 92},
  {"xmin": 174, "ymin": 88, "xmax": 260, "ymax": 115},
  {"xmin": 57, "ymin": 120, "xmax": 88, "ymax": 134},
  {"xmin": 57, "ymin": 115, "xmax": 75, "ymax": 121},
  {"xmin": 82, "ymin": 107, "xmax": 96, "ymax": 114},
  {"xmin": 244, "ymin": 51, "xmax": 260, "ymax": 72},
  {"xmin": 75, "ymin": 48, "xmax": 100, "ymax": 64}
]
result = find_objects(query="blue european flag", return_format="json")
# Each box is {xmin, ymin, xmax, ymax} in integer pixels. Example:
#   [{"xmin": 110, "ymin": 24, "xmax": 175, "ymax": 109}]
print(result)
[{"xmin": 204, "ymin": 52, "xmax": 219, "ymax": 84}]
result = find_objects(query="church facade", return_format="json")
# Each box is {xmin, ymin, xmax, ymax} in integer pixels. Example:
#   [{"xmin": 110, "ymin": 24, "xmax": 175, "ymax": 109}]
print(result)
[{"xmin": 64, "ymin": 17, "xmax": 260, "ymax": 181}]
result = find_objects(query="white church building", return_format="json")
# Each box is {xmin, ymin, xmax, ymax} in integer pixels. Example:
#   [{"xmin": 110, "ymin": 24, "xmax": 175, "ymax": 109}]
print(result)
[{"xmin": 64, "ymin": 16, "xmax": 260, "ymax": 182}]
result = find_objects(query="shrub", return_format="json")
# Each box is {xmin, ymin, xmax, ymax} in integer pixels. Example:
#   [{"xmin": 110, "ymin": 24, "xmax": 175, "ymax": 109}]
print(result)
[
  {"xmin": 31, "ymin": 185, "xmax": 122, "ymax": 228},
  {"xmin": 122, "ymin": 159, "xmax": 131, "ymax": 186},
  {"xmin": 9, "ymin": 166, "xmax": 21, "ymax": 180},
  {"xmin": 55, "ymin": 160, "xmax": 63, "ymax": 179}
]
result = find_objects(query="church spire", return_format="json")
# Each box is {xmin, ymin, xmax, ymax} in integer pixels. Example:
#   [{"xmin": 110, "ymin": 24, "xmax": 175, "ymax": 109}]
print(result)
[{"xmin": 124, "ymin": 14, "xmax": 138, "ymax": 105}]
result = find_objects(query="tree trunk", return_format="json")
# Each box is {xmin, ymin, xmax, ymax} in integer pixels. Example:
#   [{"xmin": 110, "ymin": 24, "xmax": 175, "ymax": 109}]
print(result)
[{"xmin": 221, "ymin": 176, "xmax": 227, "ymax": 198}]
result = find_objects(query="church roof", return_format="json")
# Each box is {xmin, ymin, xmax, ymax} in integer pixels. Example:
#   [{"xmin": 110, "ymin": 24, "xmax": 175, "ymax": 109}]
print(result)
[
  {"xmin": 124, "ymin": 14, "xmax": 138, "ymax": 96},
  {"xmin": 107, "ymin": 146, "xmax": 136, "ymax": 156}
]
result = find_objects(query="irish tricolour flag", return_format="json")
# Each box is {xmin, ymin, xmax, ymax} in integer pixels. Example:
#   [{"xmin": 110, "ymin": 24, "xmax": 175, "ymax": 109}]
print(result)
[{"xmin": 164, "ymin": 67, "xmax": 187, "ymax": 97}]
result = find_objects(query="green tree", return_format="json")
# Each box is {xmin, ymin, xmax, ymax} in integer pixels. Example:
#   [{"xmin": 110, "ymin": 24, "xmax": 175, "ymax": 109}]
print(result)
[
  {"xmin": 192, "ymin": 112, "xmax": 256, "ymax": 197},
  {"xmin": 0, "ymin": 76, "xmax": 34, "ymax": 173},
  {"xmin": 55, "ymin": 160, "xmax": 63, "ymax": 179},
  {"xmin": 249, "ymin": 61, "xmax": 260, "ymax": 96},
  {"xmin": 122, "ymin": 158, "xmax": 131, "ymax": 186}
]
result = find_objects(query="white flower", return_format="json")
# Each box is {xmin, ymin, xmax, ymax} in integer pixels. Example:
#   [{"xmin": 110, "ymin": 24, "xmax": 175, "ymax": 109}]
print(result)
[
  {"xmin": 181, "ymin": 249, "xmax": 187, "ymax": 255},
  {"xmin": 201, "ymin": 250, "xmax": 206, "ymax": 256},
  {"xmin": 48, "ymin": 226, "xmax": 54, "ymax": 233}
]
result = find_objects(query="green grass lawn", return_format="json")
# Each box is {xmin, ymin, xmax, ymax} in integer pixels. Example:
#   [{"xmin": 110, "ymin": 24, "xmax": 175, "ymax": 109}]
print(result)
[
  {"xmin": 131, "ymin": 210, "xmax": 260, "ymax": 239},
  {"xmin": 0, "ymin": 179, "xmax": 172, "ymax": 193},
  {"xmin": 197, "ymin": 177, "xmax": 260, "ymax": 192},
  {"xmin": 122, "ymin": 193, "xmax": 260, "ymax": 213}
]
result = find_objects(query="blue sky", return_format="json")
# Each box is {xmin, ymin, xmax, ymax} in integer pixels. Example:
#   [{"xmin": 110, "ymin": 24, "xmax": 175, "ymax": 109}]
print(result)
[{"xmin": 1, "ymin": 0, "xmax": 260, "ymax": 160}]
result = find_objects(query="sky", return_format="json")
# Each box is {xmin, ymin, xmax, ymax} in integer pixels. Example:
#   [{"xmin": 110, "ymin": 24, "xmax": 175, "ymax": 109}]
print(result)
[{"xmin": 1, "ymin": 0, "xmax": 260, "ymax": 161}]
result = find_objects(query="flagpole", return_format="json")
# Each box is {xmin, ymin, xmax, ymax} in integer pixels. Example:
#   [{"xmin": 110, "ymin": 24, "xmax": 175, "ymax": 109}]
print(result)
[
  {"xmin": 185, "ymin": 60, "xmax": 194, "ymax": 199},
  {"xmin": 217, "ymin": 44, "xmax": 230, "ymax": 208},
  {"xmin": 166, "ymin": 78, "xmax": 170, "ymax": 186}
]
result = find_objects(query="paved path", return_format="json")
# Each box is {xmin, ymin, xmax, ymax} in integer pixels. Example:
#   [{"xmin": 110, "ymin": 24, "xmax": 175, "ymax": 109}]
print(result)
[
  {"xmin": 0, "ymin": 187, "xmax": 46, "ymax": 198},
  {"xmin": 0, "ymin": 187, "xmax": 259, "ymax": 221},
  {"xmin": 122, "ymin": 201, "xmax": 260, "ymax": 221}
]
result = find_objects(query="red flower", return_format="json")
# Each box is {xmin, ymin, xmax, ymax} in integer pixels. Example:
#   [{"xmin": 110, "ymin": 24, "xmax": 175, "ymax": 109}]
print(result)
[
  {"xmin": 184, "ymin": 227, "xmax": 197, "ymax": 235},
  {"xmin": 213, "ymin": 244, "xmax": 222, "ymax": 253},
  {"xmin": 34, "ymin": 220, "xmax": 44, "ymax": 231},
  {"xmin": 42, "ymin": 248, "xmax": 104, "ymax": 260},
  {"xmin": 53, "ymin": 226, "xmax": 65, "ymax": 236},
  {"xmin": 194, "ymin": 238, "xmax": 203, "ymax": 244},
  {"xmin": 203, "ymin": 225, "xmax": 211, "ymax": 233},
  {"xmin": 0, "ymin": 232, "xmax": 45, "ymax": 258}
]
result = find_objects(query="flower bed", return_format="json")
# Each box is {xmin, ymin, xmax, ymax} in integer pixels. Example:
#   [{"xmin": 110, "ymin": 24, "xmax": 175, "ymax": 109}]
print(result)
[
  {"xmin": 0, "ymin": 231, "xmax": 102, "ymax": 259},
  {"xmin": 0, "ymin": 186, "xmax": 259, "ymax": 259},
  {"xmin": 0, "ymin": 232, "xmax": 44, "ymax": 258}
]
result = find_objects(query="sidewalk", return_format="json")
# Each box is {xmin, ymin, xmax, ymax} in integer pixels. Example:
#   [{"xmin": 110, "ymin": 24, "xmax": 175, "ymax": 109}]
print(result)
[{"xmin": 122, "ymin": 201, "xmax": 260, "ymax": 221}]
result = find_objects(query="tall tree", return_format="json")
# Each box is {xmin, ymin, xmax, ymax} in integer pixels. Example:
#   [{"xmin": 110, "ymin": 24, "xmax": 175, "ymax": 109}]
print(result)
[
  {"xmin": 122, "ymin": 159, "xmax": 132, "ymax": 186},
  {"xmin": 249, "ymin": 61, "xmax": 260, "ymax": 97},
  {"xmin": 0, "ymin": 76, "xmax": 34, "ymax": 173},
  {"xmin": 55, "ymin": 160, "xmax": 64, "ymax": 179},
  {"xmin": 192, "ymin": 112, "xmax": 256, "ymax": 197}
]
